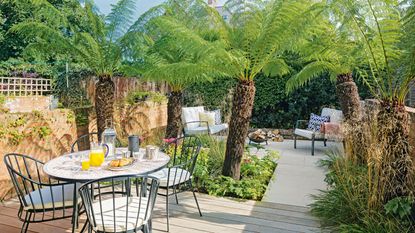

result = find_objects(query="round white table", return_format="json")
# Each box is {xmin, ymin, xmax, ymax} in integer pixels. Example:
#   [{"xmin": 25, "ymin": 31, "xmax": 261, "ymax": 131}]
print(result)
[
  {"xmin": 44, "ymin": 148, "xmax": 170, "ymax": 182},
  {"xmin": 43, "ymin": 148, "xmax": 170, "ymax": 233}
]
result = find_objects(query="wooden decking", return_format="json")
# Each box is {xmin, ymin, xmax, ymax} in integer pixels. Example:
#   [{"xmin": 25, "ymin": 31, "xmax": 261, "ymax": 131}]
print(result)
[{"xmin": 0, "ymin": 192, "xmax": 321, "ymax": 233}]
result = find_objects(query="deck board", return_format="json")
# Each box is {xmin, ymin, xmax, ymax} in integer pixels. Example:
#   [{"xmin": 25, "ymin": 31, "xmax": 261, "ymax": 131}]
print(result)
[{"xmin": 0, "ymin": 192, "xmax": 321, "ymax": 233}]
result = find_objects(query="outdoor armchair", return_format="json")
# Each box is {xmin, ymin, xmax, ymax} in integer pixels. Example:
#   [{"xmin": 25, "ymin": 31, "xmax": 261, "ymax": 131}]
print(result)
[
  {"xmin": 181, "ymin": 106, "xmax": 228, "ymax": 135},
  {"xmin": 294, "ymin": 108, "xmax": 343, "ymax": 155}
]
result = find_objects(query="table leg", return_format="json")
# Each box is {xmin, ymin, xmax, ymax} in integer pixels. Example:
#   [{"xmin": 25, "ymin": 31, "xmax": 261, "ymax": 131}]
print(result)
[{"xmin": 72, "ymin": 183, "xmax": 79, "ymax": 233}]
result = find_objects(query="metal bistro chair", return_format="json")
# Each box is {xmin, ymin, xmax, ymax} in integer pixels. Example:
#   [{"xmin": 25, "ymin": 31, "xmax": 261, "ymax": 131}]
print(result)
[
  {"xmin": 71, "ymin": 132, "xmax": 122, "ymax": 153},
  {"xmin": 150, "ymin": 136, "xmax": 202, "ymax": 232},
  {"xmin": 4, "ymin": 153, "xmax": 79, "ymax": 233},
  {"xmin": 79, "ymin": 175, "xmax": 160, "ymax": 233}
]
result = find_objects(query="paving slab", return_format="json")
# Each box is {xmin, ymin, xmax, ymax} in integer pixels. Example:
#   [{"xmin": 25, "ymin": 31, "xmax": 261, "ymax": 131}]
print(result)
[{"xmin": 250, "ymin": 139, "xmax": 343, "ymax": 207}]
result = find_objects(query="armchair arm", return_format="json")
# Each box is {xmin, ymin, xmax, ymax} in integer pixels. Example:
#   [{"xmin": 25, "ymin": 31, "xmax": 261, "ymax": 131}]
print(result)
[{"xmin": 295, "ymin": 120, "xmax": 309, "ymax": 129}]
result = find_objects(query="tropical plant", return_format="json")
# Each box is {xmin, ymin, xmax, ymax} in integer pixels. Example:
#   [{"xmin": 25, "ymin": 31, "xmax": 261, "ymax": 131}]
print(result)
[
  {"xmin": 11, "ymin": 0, "xmax": 136, "ymax": 138},
  {"xmin": 285, "ymin": 11, "xmax": 363, "ymax": 122},
  {"xmin": 211, "ymin": 0, "xmax": 321, "ymax": 179},
  {"xmin": 123, "ymin": 0, "xmax": 226, "ymax": 139}
]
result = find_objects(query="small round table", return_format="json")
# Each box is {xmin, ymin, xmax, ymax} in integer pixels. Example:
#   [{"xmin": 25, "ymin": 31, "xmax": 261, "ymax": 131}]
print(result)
[{"xmin": 43, "ymin": 148, "xmax": 170, "ymax": 233}]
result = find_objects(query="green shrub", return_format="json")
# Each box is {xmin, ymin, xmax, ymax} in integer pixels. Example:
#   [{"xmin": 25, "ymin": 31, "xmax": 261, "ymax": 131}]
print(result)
[
  {"xmin": 163, "ymin": 136, "xmax": 277, "ymax": 200},
  {"xmin": 193, "ymin": 136, "xmax": 278, "ymax": 200},
  {"xmin": 126, "ymin": 91, "xmax": 167, "ymax": 105},
  {"xmin": 311, "ymin": 154, "xmax": 414, "ymax": 232}
]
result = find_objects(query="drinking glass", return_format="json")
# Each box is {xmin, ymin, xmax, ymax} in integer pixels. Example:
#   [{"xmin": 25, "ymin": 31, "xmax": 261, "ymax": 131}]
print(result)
[{"xmin": 81, "ymin": 153, "xmax": 90, "ymax": 171}]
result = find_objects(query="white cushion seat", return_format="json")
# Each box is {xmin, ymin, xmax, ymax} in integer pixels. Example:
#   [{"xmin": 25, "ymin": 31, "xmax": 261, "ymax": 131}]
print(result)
[
  {"xmin": 184, "ymin": 123, "xmax": 228, "ymax": 135},
  {"xmin": 182, "ymin": 106, "xmax": 228, "ymax": 135},
  {"xmin": 23, "ymin": 184, "xmax": 78, "ymax": 210},
  {"xmin": 92, "ymin": 197, "xmax": 148, "ymax": 232},
  {"xmin": 150, "ymin": 168, "xmax": 191, "ymax": 187},
  {"xmin": 294, "ymin": 128, "xmax": 324, "ymax": 140}
]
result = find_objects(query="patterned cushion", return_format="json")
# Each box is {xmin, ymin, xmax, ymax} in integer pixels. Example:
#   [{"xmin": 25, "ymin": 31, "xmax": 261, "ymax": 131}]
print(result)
[{"xmin": 307, "ymin": 113, "xmax": 330, "ymax": 132}]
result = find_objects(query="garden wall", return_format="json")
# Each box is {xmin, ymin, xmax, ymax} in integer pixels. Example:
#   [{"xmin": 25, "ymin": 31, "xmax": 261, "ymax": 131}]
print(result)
[
  {"xmin": 0, "ymin": 109, "xmax": 77, "ymax": 200},
  {"xmin": 4, "ymin": 96, "xmax": 54, "ymax": 113}
]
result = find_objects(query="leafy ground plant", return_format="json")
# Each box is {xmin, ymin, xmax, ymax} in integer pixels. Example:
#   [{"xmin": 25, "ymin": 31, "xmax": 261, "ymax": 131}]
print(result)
[{"xmin": 191, "ymin": 136, "xmax": 278, "ymax": 200}]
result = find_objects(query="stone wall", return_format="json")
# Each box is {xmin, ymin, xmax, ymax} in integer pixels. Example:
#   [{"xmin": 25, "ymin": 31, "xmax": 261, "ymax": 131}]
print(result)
[
  {"xmin": 4, "ymin": 96, "xmax": 53, "ymax": 113},
  {"xmin": 0, "ymin": 109, "xmax": 77, "ymax": 200}
]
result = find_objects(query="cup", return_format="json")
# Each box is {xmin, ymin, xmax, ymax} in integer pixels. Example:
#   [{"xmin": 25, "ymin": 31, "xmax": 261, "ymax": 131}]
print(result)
[
  {"xmin": 81, "ymin": 153, "xmax": 90, "ymax": 171},
  {"xmin": 146, "ymin": 146, "xmax": 159, "ymax": 160},
  {"xmin": 128, "ymin": 135, "xmax": 140, "ymax": 157}
]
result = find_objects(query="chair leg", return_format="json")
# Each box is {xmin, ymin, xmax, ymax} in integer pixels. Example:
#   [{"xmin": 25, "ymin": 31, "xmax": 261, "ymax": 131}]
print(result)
[
  {"xmin": 21, "ymin": 212, "xmax": 31, "ymax": 233},
  {"xmin": 311, "ymin": 137, "xmax": 315, "ymax": 156},
  {"xmin": 324, "ymin": 139, "xmax": 327, "ymax": 147},
  {"xmin": 175, "ymin": 193, "xmax": 179, "ymax": 205},
  {"xmin": 166, "ymin": 190, "xmax": 170, "ymax": 232},
  {"xmin": 294, "ymin": 135, "xmax": 297, "ymax": 149},
  {"xmin": 192, "ymin": 189, "xmax": 202, "ymax": 217}
]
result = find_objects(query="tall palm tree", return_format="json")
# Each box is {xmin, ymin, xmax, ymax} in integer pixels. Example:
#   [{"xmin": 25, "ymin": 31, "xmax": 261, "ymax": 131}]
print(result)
[
  {"xmin": 124, "ymin": 0, "xmax": 226, "ymax": 139},
  {"xmin": 285, "ymin": 18, "xmax": 364, "ymax": 122},
  {"xmin": 326, "ymin": 0, "xmax": 413, "ymax": 200},
  {"xmin": 214, "ymin": 0, "xmax": 320, "ymax": 179},
  {"xmin": 11, "ymin": 0, "xmax": 136, "ymax": 139}
]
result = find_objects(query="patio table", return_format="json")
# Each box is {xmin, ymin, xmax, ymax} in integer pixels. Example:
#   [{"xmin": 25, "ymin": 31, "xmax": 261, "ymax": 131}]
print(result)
[{"xmin": 43, "ymin": 147, "xmax": 170, "ymax": 233}]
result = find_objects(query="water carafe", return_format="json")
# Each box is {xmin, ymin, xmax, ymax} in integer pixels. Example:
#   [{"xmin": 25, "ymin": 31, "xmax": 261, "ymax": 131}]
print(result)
[{"xmin": 102, "ymin": 121, "xmax": 116, "ymax": 158}]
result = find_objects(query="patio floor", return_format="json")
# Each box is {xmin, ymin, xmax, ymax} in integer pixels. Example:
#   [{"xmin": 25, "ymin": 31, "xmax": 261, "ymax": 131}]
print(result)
[{"xmin": 0, "ymin": 192, "xmax": 321, "ymax": 233}]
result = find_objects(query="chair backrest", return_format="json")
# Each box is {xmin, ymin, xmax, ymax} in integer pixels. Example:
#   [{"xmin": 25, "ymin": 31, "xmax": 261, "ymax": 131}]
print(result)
[
  {"xmin": 321, "ymin": 108, "xmax": 344, "ymax": 124},
  {"xmin": 78, "ymin": 175, "xmax": 160, "ymax": 233},
  {"xmin": 164, "ymin": 136, "xmax": 202, "ymax": 187},
  {"xmin": 71, "ymin": 132, "xmax": 122, "ymax": 152},
  {"xmin": 4, "ymin": 153, "xmax": 73, "ymax": 220},
  {"xmin": 182, "ymin": 106, "xmax": 205, "ymax": 129}
]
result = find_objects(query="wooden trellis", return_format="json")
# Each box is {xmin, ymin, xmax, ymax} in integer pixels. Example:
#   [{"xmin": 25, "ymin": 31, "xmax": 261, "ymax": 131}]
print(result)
[{"xmin": 0, "ymin": 77, "xmax": 51, "ymax": 96}]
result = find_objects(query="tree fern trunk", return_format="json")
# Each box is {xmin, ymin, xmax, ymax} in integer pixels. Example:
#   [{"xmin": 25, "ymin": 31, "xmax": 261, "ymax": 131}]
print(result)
[
  {"xmin": 336, "ymin": 73, "xmax": 361, "ymax": 122},
  {"xmin": 165, "ymin": 91, "xmax": 183, "ymax": 139},
  {"xmin": 378, "ymin": 101, "xmax": 414, "ymax": 200},
  {"xmin": 95, "ymin": 75, "xmax": 115, "ymax": 141},
  {"xmin": 223, "ymin": 80, "xmax": 256, "ymax": 180}
]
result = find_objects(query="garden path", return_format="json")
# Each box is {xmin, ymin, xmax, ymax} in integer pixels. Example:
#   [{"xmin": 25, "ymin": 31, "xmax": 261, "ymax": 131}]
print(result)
[{"xmin": 249, "ymin": 139, "xmax": 343, "ymax": 207}]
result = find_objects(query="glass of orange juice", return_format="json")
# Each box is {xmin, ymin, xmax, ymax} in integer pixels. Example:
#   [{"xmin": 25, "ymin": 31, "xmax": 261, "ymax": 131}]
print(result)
[
  {"xmin": 89, "ymin": 143, "xmax": 107, "ymax": 167},
  {"xmin": 81, "ymin": 153, "xmax": 90, "ymax": 171}
]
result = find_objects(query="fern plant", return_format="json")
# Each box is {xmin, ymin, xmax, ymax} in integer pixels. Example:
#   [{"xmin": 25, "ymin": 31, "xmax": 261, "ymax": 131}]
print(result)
[
  {"xmin": 12, "ymin": 0, "xmax": 136, "ymax": 137},
  {"xmin": 124, "ymin": 0, "xmax": 227, "ymax": 139}
]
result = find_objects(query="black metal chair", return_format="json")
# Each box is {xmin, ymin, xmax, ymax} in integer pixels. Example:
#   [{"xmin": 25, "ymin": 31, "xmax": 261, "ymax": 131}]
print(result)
[
  {"xmin": 71, "ymin": 132, "xmax": 122, "ymax": 153},
  {"xmin": 150, "ymin": 136, "xmax": 202, "ymax": 232},
  {"xmin": 4, "ymin": 153, "xmax": 78, "ymax": 233},
  {"xmin": 79, "ymin": 175, "xmax": 160, "ymax": 233}
]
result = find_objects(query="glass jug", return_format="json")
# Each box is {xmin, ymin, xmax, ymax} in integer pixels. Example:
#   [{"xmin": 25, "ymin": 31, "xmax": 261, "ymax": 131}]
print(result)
[
  {"xmin": 102, "ymin": 120, "xmax": 117, "ymax": 158},
  {"xmin": 89, "ymin": 143, "xmax": 109, "ymax": 167}
]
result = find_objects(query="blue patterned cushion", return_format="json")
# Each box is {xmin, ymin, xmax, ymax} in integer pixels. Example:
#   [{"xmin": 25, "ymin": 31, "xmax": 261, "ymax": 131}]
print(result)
[{"xmin": 307, "ymin": 113, "xmax": 330, "ymax": 132}]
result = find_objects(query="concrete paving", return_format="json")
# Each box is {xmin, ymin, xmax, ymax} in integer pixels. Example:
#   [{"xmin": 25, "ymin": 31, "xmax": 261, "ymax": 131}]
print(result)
[{"xmin": 249, "ymin": 139, "xmax": 343, "ymax": 207}]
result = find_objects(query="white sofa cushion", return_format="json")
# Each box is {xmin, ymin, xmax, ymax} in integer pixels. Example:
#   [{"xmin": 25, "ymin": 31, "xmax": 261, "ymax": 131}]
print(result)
[
  {"xmin": 184, "ymin": 123, "xmax": 228, "ymax": 135},
  {"xmin": 150, "ymin": 168, "xmax": 191, "ymax": 187},
  {"xmin": 321, "ymin": 108, "xmax": 343, "ymax": 124},
  {"xmin": 294, "ymin": 129, "xmax": 324, "ymax": 140},
  {"xmin": 23, "ymin": 183, "xmax": 78, "ymax": 210},
  {"xmin": 182, "ymin": 106, "xmax": 205, "ymax": 129},
  {"xmin": 92, "ymin": 197, "xmax": 148, "ymax": 232}
]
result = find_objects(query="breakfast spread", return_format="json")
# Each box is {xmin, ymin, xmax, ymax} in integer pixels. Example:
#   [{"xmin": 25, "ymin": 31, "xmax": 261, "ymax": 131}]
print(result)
[{"xmin": 109, "ymin": 158, "xmax": 134, "ymax": 168}]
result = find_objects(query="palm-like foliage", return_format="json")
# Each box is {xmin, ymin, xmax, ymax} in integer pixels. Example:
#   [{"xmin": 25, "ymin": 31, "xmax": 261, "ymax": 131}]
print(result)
[
  {"xmin": 124, "ymin": 0, "xmax": 227, "ymax": 138},
  {"xmin": 11, "ymin": 0, "xmax": 136, "ymax": 137}
]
